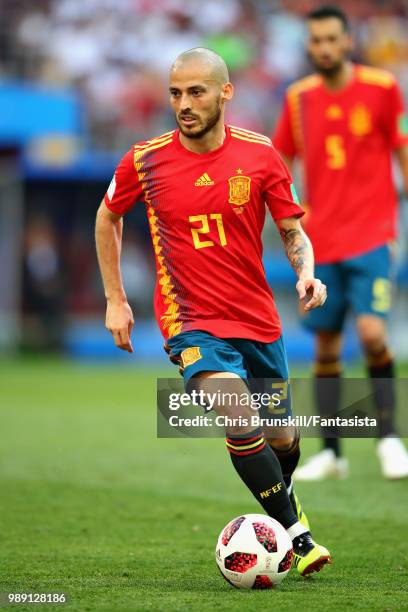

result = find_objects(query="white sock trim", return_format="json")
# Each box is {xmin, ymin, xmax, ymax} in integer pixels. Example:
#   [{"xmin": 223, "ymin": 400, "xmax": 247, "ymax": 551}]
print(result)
[{"xmin": 287, "ymin": 521, "xmax": 308, "ymax": 540}]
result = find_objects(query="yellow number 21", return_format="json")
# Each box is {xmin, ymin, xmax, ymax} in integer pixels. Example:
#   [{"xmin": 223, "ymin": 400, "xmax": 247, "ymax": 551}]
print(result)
[{"xmin": 189, "ymin": 213, "xmax": 227, "ymax": 250}]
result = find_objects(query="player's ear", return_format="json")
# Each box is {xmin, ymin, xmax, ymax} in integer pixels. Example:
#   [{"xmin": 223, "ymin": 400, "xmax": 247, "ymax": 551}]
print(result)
[{"xmin": 221, "ymin": 82, "xmax": 234, "ymax": 101}]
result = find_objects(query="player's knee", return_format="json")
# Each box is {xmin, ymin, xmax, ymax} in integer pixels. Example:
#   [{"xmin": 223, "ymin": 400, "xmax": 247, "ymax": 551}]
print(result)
[
  {"xmin": 267, "ymin": 427, "xmax": 299, "ymax": 451},
  {"xmin": 192, "ymin": 372, "xmax": 255, "ymax": 435},
  {"xmin": 268, "ymin": 436, "xmax": 295, "ymax": 451},
  {"xmin": 357, "ymin": 316, "xmax": 387, "ymax": 355}
]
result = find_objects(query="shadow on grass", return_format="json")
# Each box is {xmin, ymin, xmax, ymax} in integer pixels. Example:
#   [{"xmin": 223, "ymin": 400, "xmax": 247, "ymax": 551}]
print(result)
[{"xmin": 119, "ymin": 570, "xmax": 337, "ymax": 594}]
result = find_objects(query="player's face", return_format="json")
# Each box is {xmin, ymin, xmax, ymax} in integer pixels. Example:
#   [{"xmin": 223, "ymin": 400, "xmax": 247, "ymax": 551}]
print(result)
[
  {"xmin": 307, "ymin": 18, "xmax": 352, "ymax": 76},
  {"xmin": 169, "ymin": 64, "xmax": 229, "ymax": 139}
]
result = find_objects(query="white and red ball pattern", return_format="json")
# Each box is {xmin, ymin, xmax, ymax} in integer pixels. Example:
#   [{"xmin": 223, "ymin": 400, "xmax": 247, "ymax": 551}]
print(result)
[{"xmin": 215, "ymin": 514, "xmax": 293, "ymax": 589}]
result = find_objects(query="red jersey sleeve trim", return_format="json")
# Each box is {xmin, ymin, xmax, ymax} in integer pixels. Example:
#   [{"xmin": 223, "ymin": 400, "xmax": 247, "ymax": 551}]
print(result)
[{"xmin": 271, "ymin": 205, "xmax": 304, "ymax": 221}]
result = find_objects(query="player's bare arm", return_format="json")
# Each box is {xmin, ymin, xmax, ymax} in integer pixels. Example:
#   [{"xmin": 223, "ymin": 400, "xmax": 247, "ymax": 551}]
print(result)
[
  {"xmin": 95, "ymin": 201, "xmax": 134, "ymax": 352},
  {"xmin": 277, "ymin": 216, "xmax": 327, "ymax": 311}
]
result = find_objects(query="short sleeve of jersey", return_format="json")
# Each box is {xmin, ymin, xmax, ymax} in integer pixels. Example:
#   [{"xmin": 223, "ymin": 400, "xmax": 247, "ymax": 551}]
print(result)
[
  {"xmin": 384, "ymin": 81, "xmax": 408, "ymax": 149},
  {"xmin": 272, "ymin": 97, "xmax": 297, "ymax": 158},
  {"xmin": 104, "ymin": 149, "xmax": 143, "ymax": 215},
  {"xmin": 263, "ymin": 146, "xmax": 304, "ymax": 221}
]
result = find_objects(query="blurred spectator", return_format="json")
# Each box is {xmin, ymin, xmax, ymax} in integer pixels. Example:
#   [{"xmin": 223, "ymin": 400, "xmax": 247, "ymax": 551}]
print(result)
[
  {"xmin": 1, "ymin": 0, "xmax": 404, "ymax": 150},
  {"xmin": 22, "ymin": 215, "xmax": 66, "ymax": 351}
]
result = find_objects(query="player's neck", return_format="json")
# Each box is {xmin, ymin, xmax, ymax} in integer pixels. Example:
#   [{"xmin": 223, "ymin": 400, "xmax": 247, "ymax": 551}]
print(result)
[
  {"xmin": 321, "ymin": 62, "xmax": 353, "ymax": 92},
  {"xmin": 179, "ymin": 122, "xmax": 226, "ymax": 154}
]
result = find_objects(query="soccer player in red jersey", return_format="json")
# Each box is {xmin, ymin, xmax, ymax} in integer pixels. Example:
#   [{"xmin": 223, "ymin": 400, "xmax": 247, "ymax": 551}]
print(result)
[
  {"xmin": 273, "ymin": 5, "xmax": 408, "ymax": 480},
  {"xmin": 96, "ymin": 48, "xmax": 332, "ymax": 576}
]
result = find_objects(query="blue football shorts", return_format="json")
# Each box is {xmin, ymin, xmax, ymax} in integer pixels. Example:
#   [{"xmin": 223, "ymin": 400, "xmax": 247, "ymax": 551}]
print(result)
[
  {"xmin": 165, "ymin": 330, "xmax": 292, "ymax": 419},
  {"xmin": 303, "ymin": 243, "xmax": 393, "ymax": 333}
]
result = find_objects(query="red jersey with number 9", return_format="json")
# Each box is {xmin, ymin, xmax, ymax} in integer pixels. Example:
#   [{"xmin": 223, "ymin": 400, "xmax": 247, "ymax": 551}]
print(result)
[
  {"xmin": 104, "ymin": 125, "xmax": 303, "ymax": 341},
  {"xmin": 273, "ymin": 64, "xmax": 408, "ymax": 264}
]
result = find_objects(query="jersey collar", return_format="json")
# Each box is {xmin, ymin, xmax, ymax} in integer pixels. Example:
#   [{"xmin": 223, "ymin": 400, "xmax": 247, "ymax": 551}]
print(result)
[{"xmin": 173, "ymin": 124, "xmax": 231, "ymax": 159}]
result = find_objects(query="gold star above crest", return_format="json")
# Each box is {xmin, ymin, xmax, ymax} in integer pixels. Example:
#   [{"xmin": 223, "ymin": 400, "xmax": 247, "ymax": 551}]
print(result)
[{"xmin": 236, "ymin": 168, "xmax": 243, "ymax": 174}]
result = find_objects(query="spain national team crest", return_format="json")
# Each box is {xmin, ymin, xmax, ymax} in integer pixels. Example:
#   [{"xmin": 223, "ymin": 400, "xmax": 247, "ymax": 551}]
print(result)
[
  {"xmin": 181, "ymin": 346, "xmax": 202, "ymax": 368},
  {"xmin": 228, "ymin": 172, "xmax": 251, "ymax": 206},
  {"xmin": 349, "ymin": 104, "xmax": 372, "ymax": 136}
]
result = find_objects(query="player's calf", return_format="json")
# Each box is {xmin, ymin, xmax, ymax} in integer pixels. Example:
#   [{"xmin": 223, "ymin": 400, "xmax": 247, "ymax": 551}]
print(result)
[
  {"xmin": 268, "ymin": 433, "xmax": 310, "ymax": 530},
  {"xmin": 227, "ymin": 428, "xmax": 304, "ymax": 531},
  {"xmin": 357, "ymin": 315, "xmax": 396, "ymax": 439},
  {"xmin": 267, "ymin": 428, "xmax": 300, "ymax": 478}
]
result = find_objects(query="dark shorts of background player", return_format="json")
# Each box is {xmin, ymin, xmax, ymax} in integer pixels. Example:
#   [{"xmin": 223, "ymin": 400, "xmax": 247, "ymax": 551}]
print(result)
[
  {"xmin": 165, "ymin": 330, "xmax": 292, "ymax": 420},
  {"xmin": 303, "ymin": 243, "xmax": 393, "ymax": 333}
]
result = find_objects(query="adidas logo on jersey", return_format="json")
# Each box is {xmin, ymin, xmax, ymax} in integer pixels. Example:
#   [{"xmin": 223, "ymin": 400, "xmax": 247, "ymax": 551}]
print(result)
[{"xmin": 195, "ymin": 173, "xmax": 214, "ymax": 186}]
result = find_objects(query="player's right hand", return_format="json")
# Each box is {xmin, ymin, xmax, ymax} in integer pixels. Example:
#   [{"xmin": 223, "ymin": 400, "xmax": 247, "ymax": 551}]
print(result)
[
  {"xmin": 296, "ymin": 278, "xmax": 327, "ymax": 311},
  {"xmin": 105, "ymin": 301, "xmax": 134, "ymax": 352}
]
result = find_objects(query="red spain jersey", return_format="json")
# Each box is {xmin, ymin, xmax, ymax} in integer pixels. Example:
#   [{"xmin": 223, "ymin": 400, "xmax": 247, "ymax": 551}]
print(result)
[
  {"xmin": 104, "ymin": 125, "xmax": 303, "ymax": 342},
  {"xmin": 273, "ymin": 64, "xmax": 408, "ymax": 264}
]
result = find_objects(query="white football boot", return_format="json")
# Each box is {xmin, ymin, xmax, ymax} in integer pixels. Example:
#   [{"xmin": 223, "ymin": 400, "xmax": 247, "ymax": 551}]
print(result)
[
  {"xmin": 294, "ymin": 449, "xmax": 349, "ymax": 481},
  {"xmin": 377, "ymin": 436, "xmax": 408, "ymax": 479}
]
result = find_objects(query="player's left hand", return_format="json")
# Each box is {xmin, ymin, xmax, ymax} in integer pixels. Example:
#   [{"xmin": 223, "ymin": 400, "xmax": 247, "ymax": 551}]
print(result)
[{"xmin": 296, "ymin": 278, "xmax": 327, "ymax": 311}]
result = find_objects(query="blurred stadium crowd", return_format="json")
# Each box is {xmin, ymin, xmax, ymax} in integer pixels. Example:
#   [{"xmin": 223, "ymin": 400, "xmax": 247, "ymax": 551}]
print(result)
[
  {"xmin": 2, "ymin": 0, "xmax": 408, "ymax": 148},
  {"xmin": 1, "ymin": 0, "xmax": 408, "ymax": 356}
]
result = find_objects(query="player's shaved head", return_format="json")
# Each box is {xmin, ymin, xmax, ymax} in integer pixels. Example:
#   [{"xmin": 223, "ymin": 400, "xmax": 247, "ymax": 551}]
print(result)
[
  {"xmin": 170, "ymin": 48, "xmax": 229, "ymax": 85},
  {"xmin": 169, "ymin": 48, "xmax": 233, "ymax": 142}
]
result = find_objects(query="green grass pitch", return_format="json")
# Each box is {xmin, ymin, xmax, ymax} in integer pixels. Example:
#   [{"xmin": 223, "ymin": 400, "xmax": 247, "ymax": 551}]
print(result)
[{"xmin": 1, "ymin": 359, "xmax": 407, "ymax": 611}]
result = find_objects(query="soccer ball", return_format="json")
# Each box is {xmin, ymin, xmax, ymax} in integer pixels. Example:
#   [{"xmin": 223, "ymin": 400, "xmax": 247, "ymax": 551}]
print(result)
[{"xmin": 215, "ymin": 513, "xmax": 293, "ymax": 589}]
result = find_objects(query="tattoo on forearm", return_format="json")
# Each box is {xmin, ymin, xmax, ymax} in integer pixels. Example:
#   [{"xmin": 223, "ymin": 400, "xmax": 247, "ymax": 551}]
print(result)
[{"xmin": 279, "ymin": 228, "xmax": 309, "ymax": 275}]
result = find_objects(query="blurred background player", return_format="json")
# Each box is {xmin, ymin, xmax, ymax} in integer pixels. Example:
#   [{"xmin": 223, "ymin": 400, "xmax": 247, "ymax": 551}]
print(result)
[{"xmin": 273, "ymin": 5, "xmax": 408, "ymax": 480}]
